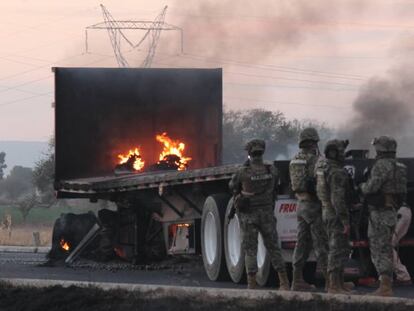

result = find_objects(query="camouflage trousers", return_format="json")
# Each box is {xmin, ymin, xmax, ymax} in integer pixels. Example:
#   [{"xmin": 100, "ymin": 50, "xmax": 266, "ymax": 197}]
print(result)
[
  {"xmin": 324, "ymin": 216, "xmax": 350, "ymax": 273},
  {"xmin": 292, "ymin": 200, "xmax": 328, "ymax": 273},
  {"xmin": 239, "ymin": 206, "xmax": 286, "ymax": 274},
  {"xmin": 368, "ymin": 209, "xmax": 397, "ymax": 277}
]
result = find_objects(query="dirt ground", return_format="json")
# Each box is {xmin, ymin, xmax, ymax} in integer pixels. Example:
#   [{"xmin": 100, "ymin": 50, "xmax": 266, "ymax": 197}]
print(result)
[
  {"xmin": 0, "ymin": 224, "xmax": 52, "ymax": 246},
  {"xmin": 0, "ymin": 283, "xmax": 412, "ymax": 311}
]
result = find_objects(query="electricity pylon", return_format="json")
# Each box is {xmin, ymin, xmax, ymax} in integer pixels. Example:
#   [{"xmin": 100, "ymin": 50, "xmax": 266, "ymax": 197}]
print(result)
[{"xmin": 85, "ymin": 4, "xmax": 183, "ymax": 68}]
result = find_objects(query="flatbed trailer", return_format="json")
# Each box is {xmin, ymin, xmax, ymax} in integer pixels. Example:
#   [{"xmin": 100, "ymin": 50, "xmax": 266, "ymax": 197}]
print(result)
[
  {"xmin": 54, "ymin": 67, "xmax": 414, "ymax": 286},
  {"xmin": 56, "ymin": 159, "xmax": 299, "ymax": 285}
]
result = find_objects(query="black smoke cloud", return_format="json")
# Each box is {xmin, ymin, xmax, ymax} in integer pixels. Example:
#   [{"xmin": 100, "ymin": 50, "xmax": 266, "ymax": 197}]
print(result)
[
  {"xmin": 341, "ymin": 62, "xmax": 414, "ymax": 156},
  {"xmin": 165, "ymin": 0, "xmax": 367, "ymax": 62}
]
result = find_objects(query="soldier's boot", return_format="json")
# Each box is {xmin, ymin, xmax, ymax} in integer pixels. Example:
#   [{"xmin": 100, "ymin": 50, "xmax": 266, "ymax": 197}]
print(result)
[
  {"xmin": 247, "ymin": 273, "xmax": 258, "ymax": 290},
  {"xmin": 339, "ymin": 270, "xmax": 355, "ymax": 292},
  {"xmin": 369, "ymin": 275, "xmax": 393, "ymax": 297},
  {"xmin": 278, "ymin": 271, "xmax": 290, "ymax": 291},
  {"xmin": 291, "ymin": 269, "xmax": 316, "ymax": 291},
  {"xmin": 327, "ymin": 271, "xmax": 348, "ymax": 295}
]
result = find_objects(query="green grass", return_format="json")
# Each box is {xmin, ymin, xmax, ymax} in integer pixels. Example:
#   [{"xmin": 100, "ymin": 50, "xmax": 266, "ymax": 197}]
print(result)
[{"xmin": 0, "ymin": 204, "xmax": 99, "ymax": 226}]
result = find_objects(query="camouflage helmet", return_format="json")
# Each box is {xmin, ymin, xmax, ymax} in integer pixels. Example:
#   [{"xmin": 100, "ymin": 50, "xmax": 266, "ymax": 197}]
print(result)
[
  {"xmin": 245, "ymin": 139, "xmax": 266, "ymax": 153},
  {"xmin": 372, "ymin": 136, "xmax": 397, "ymax": 153},
  {"xmin": 324, "ymin": 139, "xmax": 349, "ymax": 155},
  {"xmin": 299, "ymin": 127, "xmax": 320, "ymax": 145}
]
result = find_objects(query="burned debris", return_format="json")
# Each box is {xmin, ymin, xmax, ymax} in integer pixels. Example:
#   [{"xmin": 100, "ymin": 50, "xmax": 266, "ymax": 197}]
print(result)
[
  {"xmin": 149, "ymin": 154, "xmax": 182, "ymax": 171},
  {"xmin": 47, "ymin": 212, "xmax": 99, "ymax": 262},
  {"xmin": 115, "ymin": 148, "xmax": 145, "ymax": 173},
  {"xmin": 115, "ymin": 132, "xmax": 192, "ymax": 174},
  {"xmin": 47, "ymin": 205, "xmax": 167, "ymax": 266}
]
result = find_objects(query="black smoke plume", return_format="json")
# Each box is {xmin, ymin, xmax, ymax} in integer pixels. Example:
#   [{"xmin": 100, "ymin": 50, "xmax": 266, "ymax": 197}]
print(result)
[
  {"xmin": 341, "ymin": 62, "xmax": 414, "ymax": 156},
  {"xmin": 166, "ymin": 0, "xmax": 367, "ymax": 62}
]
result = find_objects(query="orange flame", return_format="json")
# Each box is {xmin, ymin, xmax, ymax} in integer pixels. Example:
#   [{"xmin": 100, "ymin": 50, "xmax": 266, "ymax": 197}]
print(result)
[
  {"xmin": 60, "ymin": 238, "xmax": 70, "ymax": 251},
  {"xmin": 156, "ymin": 132, "xmax": 192, "ymax": 170},
  {"xmin": 117, "ymin": 148, "xmax": 145, "ymax": 171}
]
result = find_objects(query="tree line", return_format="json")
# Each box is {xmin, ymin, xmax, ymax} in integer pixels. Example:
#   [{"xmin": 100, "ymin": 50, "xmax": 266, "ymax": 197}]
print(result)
[
  {"xmin": 223, "ymin": 109, "xmax": 331, "ymax": 163},
  {"xmin": 0, "ymin": 139, "xmax": 55, "ymax": 222}
]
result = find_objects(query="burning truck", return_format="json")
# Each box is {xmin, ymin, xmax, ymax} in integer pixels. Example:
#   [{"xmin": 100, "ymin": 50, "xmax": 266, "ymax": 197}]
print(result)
[{"xmin": 53, "ymin": 67, "xmax": 414, "ymax": 286}]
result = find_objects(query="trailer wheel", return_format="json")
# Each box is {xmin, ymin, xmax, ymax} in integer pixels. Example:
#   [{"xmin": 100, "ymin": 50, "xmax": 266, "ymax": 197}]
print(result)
[
  {"xmin": 256, "ymin": 234, "xmax": 274, "ymax": 286},
  {"xmin": 201, "ymin": 194, "xmax": 230, "ymax": 281},
  {"xmin": 224, "ymin": 197, "xmax": 245, "ymax": 283},
  {"xmin": 224, "ymin": 198, "xmax": 273, "ymax": 286}
]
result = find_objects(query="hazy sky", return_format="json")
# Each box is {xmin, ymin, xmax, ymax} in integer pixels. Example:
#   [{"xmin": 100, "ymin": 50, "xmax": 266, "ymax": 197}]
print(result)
[{"xmin": 1, "ymin": 0, "xmax": 414, "ymax": 141}]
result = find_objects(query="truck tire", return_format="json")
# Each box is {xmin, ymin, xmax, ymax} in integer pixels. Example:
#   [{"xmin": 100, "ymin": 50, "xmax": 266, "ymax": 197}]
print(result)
[
  {"xmin": 256, "ymin": 234, "xmax": 274, "ymax": 286},
  {"xmin": 201, "ymin": 194, "xmax": 231, "ymax": 281},
  {"xmin": 224, "ymin": 197, "xmax": 245, "ymax": 283},
  {"xmin": 224, "ymin": 198, "xmax": 273, "ymax": 286}
]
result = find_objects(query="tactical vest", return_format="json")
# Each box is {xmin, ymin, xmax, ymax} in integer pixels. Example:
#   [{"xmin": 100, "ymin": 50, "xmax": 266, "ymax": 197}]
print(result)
[
  {"xmin": 289, "ymin": 150, "xmax": 319, "ymax": 194},
  {"xmin": 369, "ymin": 159, "xmax": 407, "ymax": 209},
  {"xmin": 240, "ymin": 163, "xmax": 276, "ymax": 207}
]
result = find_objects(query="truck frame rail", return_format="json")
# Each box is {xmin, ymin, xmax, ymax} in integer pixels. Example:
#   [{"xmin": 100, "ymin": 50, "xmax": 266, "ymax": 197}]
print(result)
[{"xmin": 56, "ymin": 164, "xmax": 240, "ymax": 197}]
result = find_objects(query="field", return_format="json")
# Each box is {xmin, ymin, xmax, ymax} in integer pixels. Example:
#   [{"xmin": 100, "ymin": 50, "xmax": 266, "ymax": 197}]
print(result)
[
  {"xmin": 0, "ymin": 203, "xmax": 106, "ymax": 247},
  {"xmin": 0, "ymin": 224, "xmax": 52, "ymax": 246}
]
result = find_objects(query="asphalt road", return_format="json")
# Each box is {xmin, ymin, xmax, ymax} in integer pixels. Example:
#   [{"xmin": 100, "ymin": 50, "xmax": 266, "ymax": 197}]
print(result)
[
  {"xmin": 0, "ymin": 251, "xmax": 414, "ymax": 299},
  {"xmin": 0, "ymin": 251, "xmax": 242, "ymax": 289}
]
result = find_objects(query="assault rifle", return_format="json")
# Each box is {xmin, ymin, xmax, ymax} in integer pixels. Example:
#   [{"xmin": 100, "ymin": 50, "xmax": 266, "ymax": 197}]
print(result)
[{"xmin": 227, "ymin": 196, "xmax": 237, "ymax": 225}]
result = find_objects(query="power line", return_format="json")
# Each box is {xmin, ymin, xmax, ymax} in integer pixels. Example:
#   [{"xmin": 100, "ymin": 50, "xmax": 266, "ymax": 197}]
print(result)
[
  {"xmin": 149, "ymin": 59, "xmax": 359, "ymax": 92},
  {"xmin": 0, "ymin": 53, "xmax": 117, "ymax": 102},
  {"xmin": 0, "ymin": 56, "xmax": 46, "ymax": 67},
  {"xmin": 0, "ymin": 86, "xmax": 44, "ymax": 96},
  {"xmin": 145, "ymin": 49, "xmax": 366, "ymax": 80},
  {"xmin": 181, "ymin": 53, "xmax": 367, "ymax": 80},
  {"xmin": 0, "ymin": 92, "xmax": 52, "ymax": 107},
  {"xmin": 225, "ymin": 82, "xmax": 357, "ymax": 92},
  {"xmin": 2, "ymin": 54, "xmax": 52, "ymax": 64},
  {"xmin": 0, "ymin": 52, "xmax": 358, "ymax": 109},
  {"xmin": 86, "ymin": 26, "xmax": 366, "ymax": 83},
  {"xmin": 168, "ymin": 8, "xmax": 414, "ymax": 30},
  {"xmin": 0, "ymin": 51, "xmax": 116, "ymax": 92},
  {"xmin": 226, "ymin": 96, "xmax": 351, "ymax": 109},
  {"xmin": 94, "ymin": 51, "xmax": 361, "ymax": 91},
  {"xmin": 226, "ymin": 71, "xmax": 361, "ymax": 87},
  {"xmin": 0, "ymin": 15, "xmax": 78, "ymax": 40},
  {"xmin": 0, "ymin": 76, "xmax": 52, "ymax": 96},
  {"xmin": 150, "ymin": 62, "xmax": 358, "ymax": 92},
  {"xmin": 148, "ymin": 51, "xmax": 368, "ymax": 83},
  {"xmin": 0, "ymin": 53, "xmax": 85, "ymax": 83}
]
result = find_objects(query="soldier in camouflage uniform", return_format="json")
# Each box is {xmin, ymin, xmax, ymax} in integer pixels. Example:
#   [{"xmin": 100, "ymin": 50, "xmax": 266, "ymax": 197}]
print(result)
[
  {"xmin": 315, "ymin": 139, "xmax": 351, "ymax": 294},
  {"xmin": 289, "ymin": 127, "xmax": 328, "ymax": 291},
  {"xmin": 229, "ymin": 139, "xmax": 289, "ymax": 290},
  {"xmin": 360, "ymin": 136, "xmax": 407, "ymax": 297}
]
